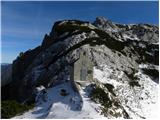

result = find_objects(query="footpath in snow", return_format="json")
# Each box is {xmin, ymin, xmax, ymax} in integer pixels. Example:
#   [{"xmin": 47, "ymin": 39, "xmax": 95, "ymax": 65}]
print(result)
[{"xmin": 13, "ymin": 81, "xmax": 105, "ymax": 119}]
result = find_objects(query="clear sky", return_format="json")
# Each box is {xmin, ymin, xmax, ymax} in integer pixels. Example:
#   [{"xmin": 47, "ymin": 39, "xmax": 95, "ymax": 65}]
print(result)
[{"xmin": 1, "ymin": 1, "xmax": 159, "ymax": 63}]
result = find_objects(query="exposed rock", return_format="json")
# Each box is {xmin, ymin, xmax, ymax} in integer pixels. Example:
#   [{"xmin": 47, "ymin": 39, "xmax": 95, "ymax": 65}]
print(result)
[
  {"xmin": 2, "ymin": 17, "xmax": 158, "ymax": 119},
  {"xmin": 1, "ymin": 64, "xmax": 12, "ymax": 86}
]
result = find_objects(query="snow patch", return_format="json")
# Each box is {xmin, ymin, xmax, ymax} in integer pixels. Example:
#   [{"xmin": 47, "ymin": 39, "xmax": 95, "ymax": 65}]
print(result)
[
  {"xmin": 13, "ymin": 81, "xmax": 105, "ymax": 119},
  {"xmin": 93, "ymin": 64, "xmax": 158, "ymax": 119},
  {"xmin": 123, "ymin": 34, "xmax": 140, "ymax": 41}
]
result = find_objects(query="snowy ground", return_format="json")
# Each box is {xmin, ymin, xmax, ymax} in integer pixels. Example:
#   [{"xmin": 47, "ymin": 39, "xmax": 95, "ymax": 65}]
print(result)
[
  {"xmin": 93, "ymin": 65, "xmax": 159, "ymax": 119},
  {"xmin": 13, "ymin": 81, "xmax": 105, "ymax": 119},
  {"xmin": 13, "ymin": 64, "xmax": 158, "ymax": 119}
]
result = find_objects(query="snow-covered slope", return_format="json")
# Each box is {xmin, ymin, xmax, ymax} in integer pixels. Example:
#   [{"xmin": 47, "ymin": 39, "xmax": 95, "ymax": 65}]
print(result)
[
  {"xmin": 94, "ymin": 17, "xmax": 159, "ymax": 44},
  {"xmin": 94, "ymin": 64, "xmax": 158, "ymax": 119},
  {"xmin": 13, "ymin": 81, "xmax": 105, "ymax": 119},
  {"xmin": 13, "ymin": 64, "xmax": 158, "ymax": 119},
  {"xmin": 2, "ymin": 17, "xmax": 158, "ymax": 119}
]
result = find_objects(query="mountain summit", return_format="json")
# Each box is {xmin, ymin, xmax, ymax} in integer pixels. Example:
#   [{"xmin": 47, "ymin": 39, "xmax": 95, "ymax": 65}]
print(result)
[{"xmin": 1, "ymin": 17, "xmax": 159, "ymax": 119}]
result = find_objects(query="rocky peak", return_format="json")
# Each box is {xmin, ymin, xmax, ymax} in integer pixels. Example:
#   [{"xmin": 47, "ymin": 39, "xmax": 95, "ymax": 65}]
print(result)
[
  {"xmin": 94, "ymin": 17, "xmax": 159, "ymax": 44},
  {"xmin": 95, "ymin": 17, "xmax": 109, "ymax": 25},
  {"xmin": 1, "ymin": 17, "xmax": 159, "ymax": 119},
  {"xmin": 94, "ymin": 17, "xmax": 118, "ymax": 32}
]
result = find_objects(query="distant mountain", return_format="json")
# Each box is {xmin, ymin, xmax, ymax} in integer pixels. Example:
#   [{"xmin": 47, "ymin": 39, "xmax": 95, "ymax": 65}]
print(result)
[
  {"xmin": 1, "ymin": 17, "xmax": 159, "ymax": 119},
  {"xmin": 1, "ymin": 63, "xmax": 11, "ymax": 65}
]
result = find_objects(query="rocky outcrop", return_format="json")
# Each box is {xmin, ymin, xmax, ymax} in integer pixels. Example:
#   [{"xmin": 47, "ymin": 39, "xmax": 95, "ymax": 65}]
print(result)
[
  {"xmin": 94, "ymin": 17, "xmax": 159, "ymax": 44},
  {"xmin": 2, "ymin": 17, "xmax": 158, "ymax": 118},
  {"xmin": 2, "ymin": 46, "xmax": 42, "ymax": 101},
  {"xmin": 1, "ymin": 64, "xmax": 12, "ymax": 86}
]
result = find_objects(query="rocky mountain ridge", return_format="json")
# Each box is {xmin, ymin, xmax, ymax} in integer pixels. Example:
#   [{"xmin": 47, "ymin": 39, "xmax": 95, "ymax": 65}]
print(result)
[{"xmin": 1, "ymin": 17, "xmax": 159, "ymax": 119}]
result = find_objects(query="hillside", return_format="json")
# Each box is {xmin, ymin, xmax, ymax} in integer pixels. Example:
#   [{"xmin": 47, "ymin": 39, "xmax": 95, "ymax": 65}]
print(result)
[{"xmin": 1, "ymin": 17, "xmax": 159, "ymax": 119}]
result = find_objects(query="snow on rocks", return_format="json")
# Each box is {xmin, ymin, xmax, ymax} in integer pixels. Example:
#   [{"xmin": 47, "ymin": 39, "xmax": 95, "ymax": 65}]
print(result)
[
  {"xmin": 139, "ymin": 63, "xmax": 159, "ymax": 70},
  {"xmin": 9, "ymin": 18, "xmax": 158, "ymax": 119},
  {"xmin": 93, "ymin": 64, "xmax": 158, "ymax": 119},
  {"xmin": 122, "ymin": 34, "xmax": 140, "ymax": 41},
  {"xmin": 93, "ymin": 65, "xmax": 125, "ymax": 87},
  {"xmin": 35, "ymin": 86, "xmax": 47, "ymax": 104},
  {"xmin": 13, "ymin": 81, "xmax": 105, "ymax": 119}
]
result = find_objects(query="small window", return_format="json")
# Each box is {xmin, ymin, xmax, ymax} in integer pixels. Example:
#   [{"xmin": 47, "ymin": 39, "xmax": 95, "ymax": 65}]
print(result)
[{"xmin": 83, "ymin": 51, "xmax": 86, "ymax": 56}]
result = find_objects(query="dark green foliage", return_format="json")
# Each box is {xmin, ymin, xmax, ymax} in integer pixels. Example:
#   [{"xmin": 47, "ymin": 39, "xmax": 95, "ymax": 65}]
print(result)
[
  {"xmin": 129, "ymin": 81, "xmax": 141, "ymax": 87},
  {"xmin": 68, "ymin": 20, "xmax": 89, "ymax": 25},
  {"xmin": 104, "ymin": 83, "xmax": 116, "ymax": 96},
  {"xmin": 87, "ymin": 70, "xmax": 92, "ymax": 74},
  {"xmin": 1, "ymin": 100, "xmax": 34, "ymax": 118},
  {"xmin": 26, "ymin": 95, "xmax": 36, "ymax": 105},
  {"xmin": 55, "ymin": 23, "xmax": 91, "ymax": 36},
  {"xmin": 54, "ymin": 21, "xmax": 125, "ymax": 52},
  {"xmin": 55, "ymin": 21, "xmax": 125, "ymax": 51},
  {"xmin": 154, "ymin": 50, "xmax": 159, "ymax": 65},
  {"xmin": 90, "ymin": 86, "xmax": 130, "ymax": 118},
  {"xmin": 45, "ymin": 21, "xmax": 126, "ymax": 68},
  {"xmin": 94, "ymin": 29, "xmax": 111, "ymax": 39},
  {"xmin": 114, "ymin": 101, "xmax": 120, "ymax": 107},
  {"xmin": 90, "ymin": 86, "xmax": 116, "ymax": 117},
  {"xmin": 124, "ymin": 71, "xmax": 141, "ymax": 87},
  {"xmin": 94, "ymin": 29, "xmax": 125, "ymax": 51},
  {"xmin": 45, "ymin": 33, "xmax": 125, "ymax": 69},
  {"xmin": 45, "ymin": 37, "xmax": 100, "ymax": 68},
  {"xmin": 90, "ymin": 87, "xmax": 112, "ymax": 108}
]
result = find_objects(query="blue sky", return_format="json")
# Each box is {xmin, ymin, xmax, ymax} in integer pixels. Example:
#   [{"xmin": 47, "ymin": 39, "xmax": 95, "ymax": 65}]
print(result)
[{"xmin": 1, "ymin": 1, "xmax": 159, "ymax": 63}]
